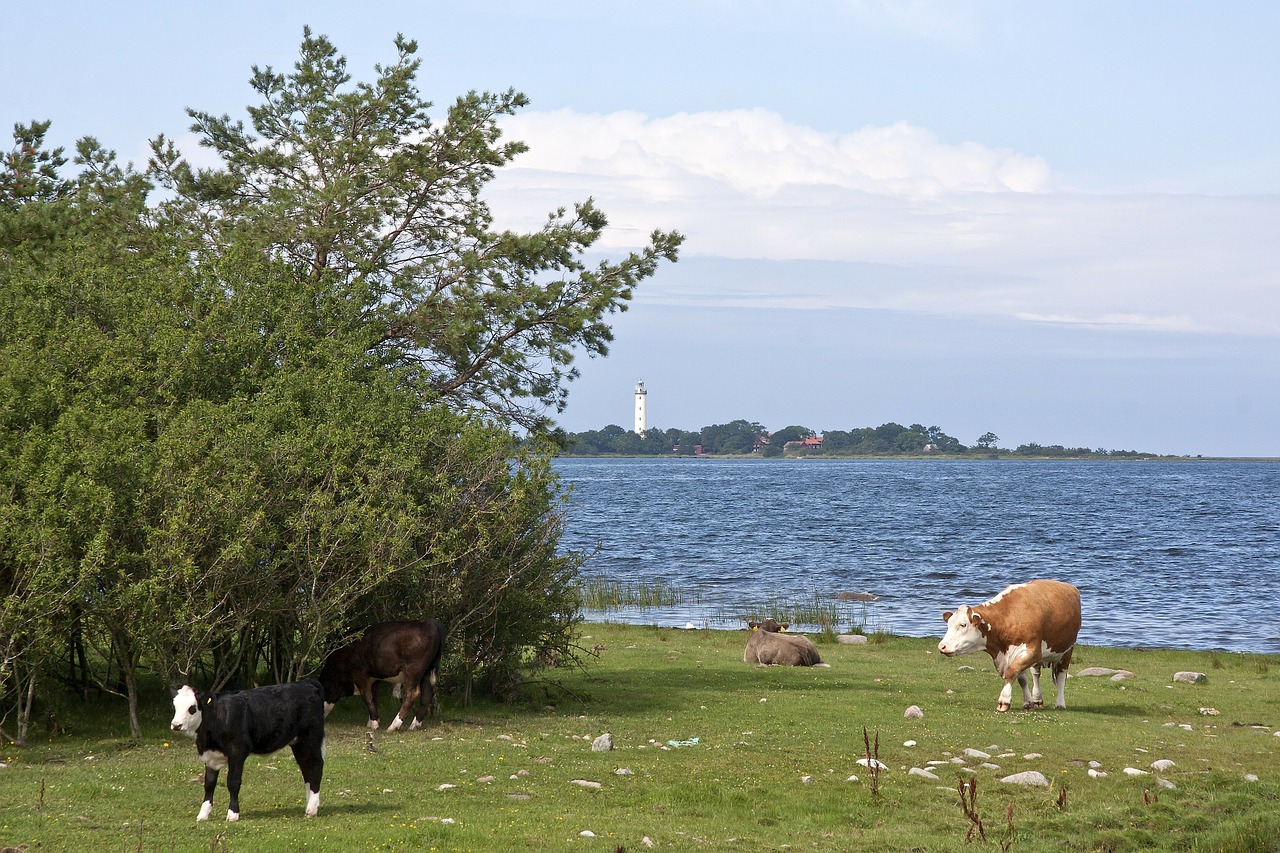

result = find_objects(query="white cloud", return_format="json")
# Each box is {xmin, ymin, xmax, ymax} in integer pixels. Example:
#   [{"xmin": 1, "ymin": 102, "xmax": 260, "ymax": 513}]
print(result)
[{"xmin": 488, "ymin": 108, "xmax": 1280, "ymax": 339}]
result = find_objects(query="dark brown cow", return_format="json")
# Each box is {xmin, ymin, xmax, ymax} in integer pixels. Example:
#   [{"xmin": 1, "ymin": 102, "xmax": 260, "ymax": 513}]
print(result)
[
  {"xmin": 319, "ymin": 619, "xmax": 445, "ymax": 731},
  {"xmin": 744, "ymin": 619, "xmax": 828, "ymax": 667},
  {"xmin": 937, "ymin": 579, "xmax": 1081, "ymax": 712}
]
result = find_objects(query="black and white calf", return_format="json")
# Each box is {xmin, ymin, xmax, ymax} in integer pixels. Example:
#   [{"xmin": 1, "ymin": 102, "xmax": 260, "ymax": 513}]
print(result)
[{"xmin": 170, "ymin": 679, "xmax": 326, "ymax": 822}]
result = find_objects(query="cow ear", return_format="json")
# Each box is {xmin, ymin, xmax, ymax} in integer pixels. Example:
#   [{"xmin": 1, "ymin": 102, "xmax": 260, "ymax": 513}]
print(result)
[
  {"xmin": 748, "ymin": 621, "xmax": 760, "ymax": 630},
  {"xmin": 942, "ymin": 611, "xmax": 953, "ymax": 623}
]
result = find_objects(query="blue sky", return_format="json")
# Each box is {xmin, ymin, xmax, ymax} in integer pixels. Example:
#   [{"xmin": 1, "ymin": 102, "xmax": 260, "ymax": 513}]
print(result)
[{"xmin": 5, "ymin": 2, "xmax": 1278, "ymax": 455}]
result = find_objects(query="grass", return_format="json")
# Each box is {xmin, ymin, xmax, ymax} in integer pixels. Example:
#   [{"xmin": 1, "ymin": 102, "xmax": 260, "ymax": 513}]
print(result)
[{"xmin": 2, "ymin": 625, "xmax": 1279, "ymax": 851}]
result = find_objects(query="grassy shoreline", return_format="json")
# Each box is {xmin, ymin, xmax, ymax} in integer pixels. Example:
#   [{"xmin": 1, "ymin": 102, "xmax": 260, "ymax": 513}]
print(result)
[{"xmin": 3, "ymin": 624, "xmax": 1278, "ymax": 851}]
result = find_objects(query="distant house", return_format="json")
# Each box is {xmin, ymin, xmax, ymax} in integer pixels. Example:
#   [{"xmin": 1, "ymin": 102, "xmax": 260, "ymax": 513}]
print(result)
[{"xmin": 782, "ymin": 435, "xmax": 825, "ymax": 454}]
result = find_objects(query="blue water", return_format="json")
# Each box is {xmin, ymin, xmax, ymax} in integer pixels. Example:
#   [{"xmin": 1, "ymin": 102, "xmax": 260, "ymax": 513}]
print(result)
[{"xmin": 554, "ymin": 457, "xmax": 1280, "ymax": 654}]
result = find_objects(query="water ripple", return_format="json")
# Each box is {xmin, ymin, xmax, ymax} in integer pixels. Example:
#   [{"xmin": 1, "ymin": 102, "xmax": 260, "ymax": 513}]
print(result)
[{"xmin": 557, "ymin": 458, "xmax": 1280, "ymax": 654}]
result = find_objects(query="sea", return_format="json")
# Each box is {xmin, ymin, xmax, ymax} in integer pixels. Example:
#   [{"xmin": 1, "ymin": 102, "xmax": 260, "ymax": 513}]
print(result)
[{"xmin": 554, "ymin": 457, "xmax": 1280, "ymax": 654}]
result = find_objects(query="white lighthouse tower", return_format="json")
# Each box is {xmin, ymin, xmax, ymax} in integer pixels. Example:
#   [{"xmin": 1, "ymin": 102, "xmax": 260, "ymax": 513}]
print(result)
[{"xmin": 634, "ymin": 380, "xmax": 648, "ymax": 435}]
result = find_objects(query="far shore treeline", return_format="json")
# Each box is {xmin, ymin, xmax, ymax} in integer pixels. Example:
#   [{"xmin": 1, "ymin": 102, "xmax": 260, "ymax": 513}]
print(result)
[{"xmin": 561, "ymin": 420, "xmax": 1174, "ymax": 459}]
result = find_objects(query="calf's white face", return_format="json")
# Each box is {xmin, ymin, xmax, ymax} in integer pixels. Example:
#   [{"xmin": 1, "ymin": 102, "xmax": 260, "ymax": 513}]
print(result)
[
  {"xmin": 937, "ymin": 606, "xmax": 988, "ymax": 657},
  {"xmin": 171, "ymin": 685, "xmax": 203, "ymax": 736}
]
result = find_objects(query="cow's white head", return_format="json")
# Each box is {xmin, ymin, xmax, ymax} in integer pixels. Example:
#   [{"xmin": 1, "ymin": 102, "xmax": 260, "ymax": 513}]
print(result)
[
  {"xmin": 170, "ymin": 685, "xmax": 204, "ymax": 736},
  {"xmin": 937, "ymin": 606, "xmax": 989, "ymax": 657}
]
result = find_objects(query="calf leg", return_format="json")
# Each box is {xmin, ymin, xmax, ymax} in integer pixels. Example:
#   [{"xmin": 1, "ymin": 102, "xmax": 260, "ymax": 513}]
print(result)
[
  {"xmin": 291, "ymin": 741, "xmax": 324, "ymax": 818},
  {"xmin": 388, "ymin": 681, "xmax": 420, "ymax": 732},
  {"xmin": 224, "ymin": 757, "xmax": 246, "ymax": 821},
  {"xmin": 357, "ymin": 677, "xmax": 380, "ymax": 729},
  {"xmin": 198, "ymin": 766, "xmax": 219, "ymax": 821}
]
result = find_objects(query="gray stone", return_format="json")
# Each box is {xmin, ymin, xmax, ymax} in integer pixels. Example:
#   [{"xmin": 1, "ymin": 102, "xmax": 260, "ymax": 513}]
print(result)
[
  {"xmin": 1173, "ymin": 671, "xmax": 1208, "ymax": 684},
  {"xmin": 904, "ymin": 705, "xmax": 924, "ymax": 719},
  {"xmin": 909, "ymin": 767, "xmax": 940, "ymax": 780},
  {"xmin": 837, "ymin": 634, "xmax": 869, "ymax": 645},
  {"xmin": 1000, "ymin": 771, "xmax": 1050, "ymax": 787},
  {"xmin": 1076, "ymin": 667, "xmax": 1135, "ymax": 678},
  {"xmin": 591, "ymin": 733, "xmax": 614, "ymax": 752}
]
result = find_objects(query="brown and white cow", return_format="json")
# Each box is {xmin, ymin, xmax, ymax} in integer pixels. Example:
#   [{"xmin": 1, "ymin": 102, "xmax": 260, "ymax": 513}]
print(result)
[
  {"xmin": 937, "ymin": 579, "xmax": 1081, "ymax": 712},
  {"xmin": 744, "ymin": 619, "xmax": 828, "ymax": 667}
]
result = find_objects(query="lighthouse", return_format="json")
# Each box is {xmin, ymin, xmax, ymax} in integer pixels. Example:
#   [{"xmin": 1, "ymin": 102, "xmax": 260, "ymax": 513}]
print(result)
[{"xmin": 634, "ymin": 381, "xmax": 648, "ymax": 435}]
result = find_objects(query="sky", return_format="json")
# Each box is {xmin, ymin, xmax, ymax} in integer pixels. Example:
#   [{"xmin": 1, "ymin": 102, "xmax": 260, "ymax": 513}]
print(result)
[{"xmin": 5, "ymin": 2, "xmax": 1279, "ymax": 456}]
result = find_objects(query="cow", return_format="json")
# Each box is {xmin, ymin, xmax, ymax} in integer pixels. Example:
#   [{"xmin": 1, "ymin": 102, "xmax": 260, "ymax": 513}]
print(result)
[
  {"xmin": 937, "ymin": 579, "xmax": 1082, "ymax": 712},
  {"xmin": 744, "ymin": 619, "xmax": 829, "ymax": 667},
  {"xmin": 170, "ymin": 678, "xmax": 325, "ymax": 822},
  {"xmin": 318, "ymin": 618, "xmax": 445, "ymax": 732}
]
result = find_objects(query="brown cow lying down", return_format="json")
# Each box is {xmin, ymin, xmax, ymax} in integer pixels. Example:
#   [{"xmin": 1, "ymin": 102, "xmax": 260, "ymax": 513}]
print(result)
[{"xmin": 744, "ymin": 619, "xmax": 829, "ymax": 667}]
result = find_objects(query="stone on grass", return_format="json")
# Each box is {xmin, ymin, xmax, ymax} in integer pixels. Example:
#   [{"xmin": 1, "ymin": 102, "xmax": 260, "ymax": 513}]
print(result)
[
  {"xmin": 592, "ymin": 733, "xmax": 614, "ymax": 752},
  {"xmin": 964, "ymin": 748, "xmax": 991, "ymax": 760},
  {"xmin": 904, "ymin": 705, "xmax": 924, "ymax": 719},
  {"xmin": 1088, "ymin": 769, "xmax": 1107, "ymax": 778},
  {"xmin": 838, "ymin": 634, "xmax": 869, "ymax": 645},
  {"xmin": 909, "ymin": 767, "xmax": 940, "ymax": 780},
  {"xmin": 570, "ymin": 779, "xmax": 603, "ymax": 790},
  {"xmin": 1151, "ymin": 759, "xmax": 1176, "ymax": 772},
  {"xmin": 1123, "ymin": 768, "xmax": 1149, "ymax": 776},
  {"xmin": 1198, "ymin": 707, "xmax": 1219, "ymax": 716},
  {"xmin": 1000, "ymin": 771, "xmax": 1049, "ymax": 787},
  {"xmin": 1077, "ymin": 667, "xmax": 1136, "ymax": 679},
  {"xmin": 1173, "ymin": 671, "xmax": 1207, "ymax": 684}
]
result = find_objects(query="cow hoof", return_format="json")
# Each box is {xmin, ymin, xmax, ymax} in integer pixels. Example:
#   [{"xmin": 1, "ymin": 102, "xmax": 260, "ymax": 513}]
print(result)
[
  {"xmin": 367, "ymin": 720, "xmax": 379, "ymax": 730},
  {"xmin": 1023, "ymin": 702, "xmax": 1036, "ymax": 710},
  {"xmin": 996, "ymin": 703, "xmax": 1011, "ymax": 712},
  {"xmin": 1034, "ymin": 700, "xmax": 1045, "ymax": 708},
  {"xmin": 409, "ymin": 719, "xmax": 422, "ymax": 731},
  {"xmin": 387, "ymin": 715, "xmax": 404, "ymax": 732},
  {"xmin": 197, "ymin": 801, "xmax": 213, "ymax": 822},
  {"xmin": 227, "ymin": 810, "xmax": 240, "ymax": 822}
]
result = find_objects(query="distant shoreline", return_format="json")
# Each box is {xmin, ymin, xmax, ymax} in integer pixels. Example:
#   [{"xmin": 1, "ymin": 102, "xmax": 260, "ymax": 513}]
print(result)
[{"xmin": 556, "ymin": 453, "xmax": 1280, "ymax": 462}]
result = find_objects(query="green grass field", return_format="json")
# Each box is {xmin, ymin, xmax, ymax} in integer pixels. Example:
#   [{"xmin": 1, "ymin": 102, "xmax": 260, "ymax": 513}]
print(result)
[{"xmin": 3, "ymin": 624, "xmax": 1278, "ymax": 851}]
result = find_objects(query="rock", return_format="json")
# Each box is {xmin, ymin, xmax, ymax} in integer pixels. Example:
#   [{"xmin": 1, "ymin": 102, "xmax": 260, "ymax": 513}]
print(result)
[
  {"xmin": 1077, "ymin": 667, "xmax": 1135, "ymax": 678},
  {"xmin": 1088, "ymin": 769, "xmax": 1108, "ymax": 778},
  {"xmin": 846, "ymin": 774, "xmax": 859, "ymax": 782},
  {"xmin": 801, "ymin": 775, "xmax": 813, "ymax": 783},
  {"xmin": 980, "ymin": 763, "xmax": 1001, "ymax": 771},
  {"xmin": 1150, "ymin": 759, "xmax": 1176, "ymax": 772},
  {"xmin": 580, "ymin": 830, "xmax": 596, "ymax": 837},
  {"xmin": 957, "ymin": 665, "xmax": 976, "ymax": 672},
  {"xmin": 436, "ymin": 783, "xmax": 456, "ymax": 791},
  {"xmin": 570, "ymin": 779, "xmax": 602, "ymax": 790},
  {"xmin": 643, "ymin": 837, "xmax": 656, "ymax": 848},
  {"xmin": 476, "ymin": 775, "xmax": 496, "ymax": 784},
  {"xmin": 909, "ymin": 767, "xmax": 940, "ymax": 780},
  {"xmin": 614, "ymin": 768, "xmax": 634, "ymax": 776},
  {"xmin": 1245, "ymin": 774, "xmax": 1259, "ymax": 783},
  {"xmin": 592, "ymin": 733, "xmax": 614, "ymax": 752},
  {"xmin": 837, "ymin": 634, "xmax": 869, "ymax": 645},
  {"xmin": 1158, "ymin": 778, "xmax": 1177, "ymax": 789},
  {"xmin": 1023, "ymin": 753, "xmax": 1043, "ymax": 760},
  {"xmin": 1110, "ymin": 673, "xmax": 1133, "ymax": 681},
  {"xmin": 1123, "ymin": 768, "xmax": 1149, "ymax": 776},
  {"xmin": 903, "ymin": 740, "xmax": 917, "ymax": 748},
  {"xmin": 964, "ymin": 748, "xmax": 990, "ymax": 760},
  {"xmin": 1173, "ymin": 671, "xmax": 1207, "ymax": 684},
  {"xmin": 1198, "ymin": 707, "xmax": 1220, "ymax": 716},
  {"xmin": 856, "ymin": 758, "xmax": 888, "ymax": 770},
  {"xmin": 1000, "ymin": 771, "xmax": 1049, "ymax": 787},
  {"xmin": 904, "ymin": 705, "xmax": 924, "ymax": 719}
]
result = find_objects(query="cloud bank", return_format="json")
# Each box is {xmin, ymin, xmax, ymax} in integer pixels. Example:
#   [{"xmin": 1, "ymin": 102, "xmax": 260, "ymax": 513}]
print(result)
[{"xmin": 490, "ymin": 109, "xmax": 1280, "ymax": 338}]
